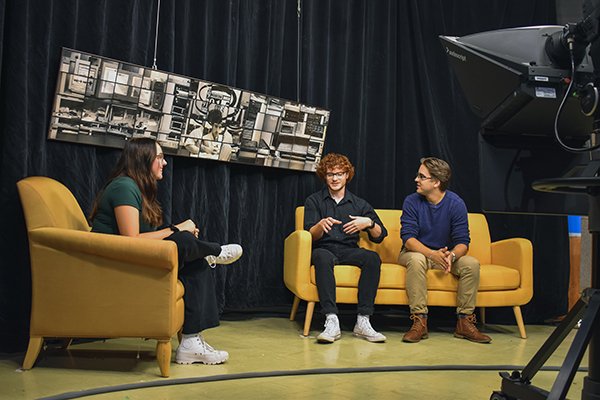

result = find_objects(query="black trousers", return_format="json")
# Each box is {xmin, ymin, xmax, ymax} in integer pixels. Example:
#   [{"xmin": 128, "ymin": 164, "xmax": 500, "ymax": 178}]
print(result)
[
  {"xmin": 164, "ymin": 231, "xmax": 222, "ymax": 334},
  {"xmin": 311, "ymin": 245, "xmax": 382, "ymax": 316}
]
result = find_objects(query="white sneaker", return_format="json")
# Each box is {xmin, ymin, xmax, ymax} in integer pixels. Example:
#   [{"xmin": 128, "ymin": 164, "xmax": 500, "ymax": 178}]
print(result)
[
  {"xmin": 317, "ymin": 315, "xmax": 341, "ymax": 343},
  {"xmin": 205, "ymin": 244, "xmax": 243, "ymax": 268},
  {"xmin": 353, "ymin": 316, "xmax": 386, "ymax": 342},
  {"xmin": 175, "ymin": 334, "xmax": 229, "ymax": 365}
]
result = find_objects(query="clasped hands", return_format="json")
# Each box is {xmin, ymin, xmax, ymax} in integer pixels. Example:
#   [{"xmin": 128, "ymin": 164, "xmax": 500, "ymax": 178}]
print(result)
[
  {"xmin": 175, "ymin": 219, "xmax": 200, "ymax": 238},
  {"xmin": 318, "ymin": 215, "xmax": 373, "ymax": 235},
  {"xmin": 428, "ymin": 247, "xmax": 454, "ymax": 273}
]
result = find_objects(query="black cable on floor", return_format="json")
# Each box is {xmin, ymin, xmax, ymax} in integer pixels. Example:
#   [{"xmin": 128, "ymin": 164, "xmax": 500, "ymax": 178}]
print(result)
[{"xmin": 37, "ymin": 364, "xmax": 589, "ymax": 400}]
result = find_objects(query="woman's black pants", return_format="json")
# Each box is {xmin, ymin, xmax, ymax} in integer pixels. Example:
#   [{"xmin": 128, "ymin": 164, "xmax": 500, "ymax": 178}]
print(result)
[{"xmin": 164, "ymin": 231, "xmax": 222, "ymax": 334}]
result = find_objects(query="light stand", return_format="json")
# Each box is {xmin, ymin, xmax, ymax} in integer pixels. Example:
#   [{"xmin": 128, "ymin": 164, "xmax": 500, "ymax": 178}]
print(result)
[{"xmin": 491, "ymin": 177, "xmax": 600, "ymax": 400}]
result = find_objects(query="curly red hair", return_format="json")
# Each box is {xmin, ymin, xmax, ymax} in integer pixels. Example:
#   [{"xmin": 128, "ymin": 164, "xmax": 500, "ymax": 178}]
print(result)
[{"xmin": 316, "ymin": 153, "xmax": 355, "ymax": 182}]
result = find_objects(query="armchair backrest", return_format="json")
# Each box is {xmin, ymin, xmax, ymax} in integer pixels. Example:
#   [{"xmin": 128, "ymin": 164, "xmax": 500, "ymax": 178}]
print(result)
[
  {"xmin": 294, "ymin": 206, "xmax": 492, "ymax": 264},
  {"xmin": 17, "ymin": 176, "xmax": 90, "ymax": 232}
]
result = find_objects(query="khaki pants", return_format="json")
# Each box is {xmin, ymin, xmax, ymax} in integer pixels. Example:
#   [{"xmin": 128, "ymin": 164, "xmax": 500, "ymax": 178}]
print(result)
[{"xmin": 398, "ymin": 248, "xmax": 480, "ymax": 315}]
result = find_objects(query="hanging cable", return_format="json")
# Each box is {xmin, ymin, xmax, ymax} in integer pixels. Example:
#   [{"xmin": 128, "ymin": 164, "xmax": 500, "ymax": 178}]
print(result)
[
  {"xmin": 554, "ymin": 36, "xmax": 600, "ymax": 153},
  {"xmin": 151, "ymin": 0, "xmax": 162, "ymax": 70},
  {"xmin": 297, "ymin": 0, "xmax": 302, "ymax": 103}
]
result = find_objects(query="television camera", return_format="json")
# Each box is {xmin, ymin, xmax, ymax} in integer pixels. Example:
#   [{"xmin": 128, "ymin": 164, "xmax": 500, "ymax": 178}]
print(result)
[{"xmin": 441, "ymin": 1, "xmax": 600, "ymax": 398}]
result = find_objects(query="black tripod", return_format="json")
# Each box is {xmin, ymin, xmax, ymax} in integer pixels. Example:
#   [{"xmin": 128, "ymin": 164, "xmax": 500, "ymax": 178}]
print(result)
[{"xmin": 492, "ymin": 177, "xmax": 600, "ymax": 400}]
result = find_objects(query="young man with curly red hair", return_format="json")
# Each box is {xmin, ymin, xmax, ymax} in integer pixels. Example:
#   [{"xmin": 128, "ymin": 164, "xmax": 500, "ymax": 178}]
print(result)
[{"xmin": 304, "ymin": 153, "xmax": 388, "ymax": 343}]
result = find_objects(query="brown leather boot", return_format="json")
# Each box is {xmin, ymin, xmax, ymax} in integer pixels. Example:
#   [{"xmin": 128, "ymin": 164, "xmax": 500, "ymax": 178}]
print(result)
[
  {"xmin": 454, "ymin": 314, "xmax": 491, "ymax": 343},
  {"xmin": 402, "ymin": 314, "xmax": 428, "ymax": 343}
]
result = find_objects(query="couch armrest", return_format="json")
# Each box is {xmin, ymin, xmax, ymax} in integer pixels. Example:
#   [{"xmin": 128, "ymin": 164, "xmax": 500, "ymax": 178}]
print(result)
[
  {"xmin": 283, "ymin": 230, "xmax": 313, "ymax": 296},
  {"xmin": 29, "ymin": 227, "xmax": 178, "ymax": 270},
  {"xmin": 491, "ymin": 238, "xmax": 533, "ymax": 290}
]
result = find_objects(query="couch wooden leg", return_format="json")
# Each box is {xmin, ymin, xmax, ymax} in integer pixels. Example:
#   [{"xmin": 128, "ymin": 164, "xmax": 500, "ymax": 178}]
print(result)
[
  {"xmin": 22, "ymin": 337, "xmax": 44, "ymax": 370},
  {"xmin": 303, "ymin": 301, "xmax": 315, "ymax": 336},
  {"xmin": 479, "ymin": 307, "xmax": 486, "ymax": 325},
  {"xmin": 513, "ymin": 306, "xmax": 527, "ymax": 339},
  {"xmin": 290, "ymin": 296, "xmax": 300, "ymax": 321},
  {"xmin": 156, "ymin": 340, "xmax": 172, "ymax": 378}
]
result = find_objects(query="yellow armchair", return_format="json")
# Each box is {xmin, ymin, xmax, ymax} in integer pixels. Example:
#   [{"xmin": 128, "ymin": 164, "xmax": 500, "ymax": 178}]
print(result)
[
  {"xmin": 284, "ymin": 207, "xmax": 533, "ymax": 338},
  {"xmin": 17, "ymin": 176, "xmax": 184, "ymax": 377}
]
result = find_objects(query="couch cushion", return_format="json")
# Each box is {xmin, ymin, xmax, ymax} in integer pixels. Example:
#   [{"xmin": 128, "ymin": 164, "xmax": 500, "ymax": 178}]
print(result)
[
  {"xmin": 479, "ymin": 264, "xmax": 521, "ymax": 290},
  {"xmin": 310, "ymin": 263, "xmax": 519, "ymax": 291},
  {"xmin": 426, "ymin": 264, "xmax": 520, "ymax": 291}
]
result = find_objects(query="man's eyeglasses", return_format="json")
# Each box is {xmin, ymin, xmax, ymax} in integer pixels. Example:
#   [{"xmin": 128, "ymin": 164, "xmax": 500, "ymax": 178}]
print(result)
[
  {"xmin": 415, "ymin": 173, "xmax": 433, "ymax": 181},
  {"xmin": 326, "ymin": 172, "xmax": 346, "ymax": 179}
]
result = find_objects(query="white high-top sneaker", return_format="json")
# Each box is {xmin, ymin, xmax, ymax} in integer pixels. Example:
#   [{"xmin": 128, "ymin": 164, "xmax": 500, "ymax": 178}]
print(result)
[
  {"xmin": 175, "ymin": 334, "xmax": 229, "ymax": 365},
  {"xmin": 205, "ymin": 244, "xmax": 243, "ymax": 268},
  {"xmin": 353, "ymin": 315, "xmax": 386, "ymax": 343},
  {"xmin": 317, "ymin": 314, "xmax": 341, "ymax": 343}
]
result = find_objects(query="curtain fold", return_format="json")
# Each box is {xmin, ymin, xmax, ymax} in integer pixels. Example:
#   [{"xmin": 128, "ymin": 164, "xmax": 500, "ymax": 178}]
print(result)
[{"xmin": 0, "ymin": 0, "xmax": 567, "ymax": 352}]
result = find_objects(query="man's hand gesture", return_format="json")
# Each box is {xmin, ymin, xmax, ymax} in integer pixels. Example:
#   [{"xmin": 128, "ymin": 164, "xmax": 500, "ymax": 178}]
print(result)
[
  {"xmin": 429, "ymin": 246, "xmax": 451, "ymax": 273},
  {"xmin": 318, "ymin": 217, "xmax": 342, "ymax": 233},
  {"xmin": 343, "ymin": 215, "xmax": 372, "ymax": 234}
]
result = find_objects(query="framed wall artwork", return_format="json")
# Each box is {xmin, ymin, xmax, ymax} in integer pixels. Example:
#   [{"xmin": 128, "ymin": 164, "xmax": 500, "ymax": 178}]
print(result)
[{"xmin": 49, "ymin": 48, "xmax": 330, "ymax": 171}]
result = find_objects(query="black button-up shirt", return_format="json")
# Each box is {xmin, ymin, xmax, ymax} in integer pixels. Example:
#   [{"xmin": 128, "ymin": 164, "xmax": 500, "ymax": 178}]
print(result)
[{"xmin": 304, "ymin": 187, "xmax": 388, "ymax": 249}]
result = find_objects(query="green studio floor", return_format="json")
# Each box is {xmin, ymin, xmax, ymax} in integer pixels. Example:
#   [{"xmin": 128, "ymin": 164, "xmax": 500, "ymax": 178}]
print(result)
[{"xmin": 0, "ymin": 313, "xmax": 589, "ymax": 400}]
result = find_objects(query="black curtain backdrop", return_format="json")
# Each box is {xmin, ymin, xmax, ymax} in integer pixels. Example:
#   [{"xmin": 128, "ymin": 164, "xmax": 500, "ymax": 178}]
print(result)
[{"xmin": 0, "ymin": 0, "xmax": 570, "ymax": 352}]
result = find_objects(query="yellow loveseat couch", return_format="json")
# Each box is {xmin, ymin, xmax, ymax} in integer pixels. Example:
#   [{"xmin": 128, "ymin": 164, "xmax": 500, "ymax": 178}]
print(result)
[
  {"xmin": 284, "ymin": 207, "xmax": 533, "ymax": 338},
  {"xmin": 17, "ymin": 176, "xmax": 185, "ymax": 377}
]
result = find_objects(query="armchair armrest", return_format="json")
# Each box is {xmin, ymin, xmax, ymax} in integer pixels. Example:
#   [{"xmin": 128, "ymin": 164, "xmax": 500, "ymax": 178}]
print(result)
[
  {"xmin": 283, "ymin": 230, "xmax": 313, "ymax": 295},
  {"xmin": 29, "ymin": 227, "xmax": 178, "ymax": 270},
  {"xmin": 491, "ymin": 238, "xmax": 533, "ymax": 290},
  {"xmin": 26, "ymin": 227, "xmax": 181, "ymax": 337}
]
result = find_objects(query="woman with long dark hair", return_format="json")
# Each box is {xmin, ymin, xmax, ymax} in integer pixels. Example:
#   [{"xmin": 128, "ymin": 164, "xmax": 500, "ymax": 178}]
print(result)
[{"xmin": 90, "ymin": 137, "xmax": 242, "ymax": 365}]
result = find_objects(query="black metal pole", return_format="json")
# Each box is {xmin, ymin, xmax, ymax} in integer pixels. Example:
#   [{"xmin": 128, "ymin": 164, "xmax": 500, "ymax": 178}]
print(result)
[{"xmin": 583, "ymin": 193, "xmax": 600, "ymax": 399}]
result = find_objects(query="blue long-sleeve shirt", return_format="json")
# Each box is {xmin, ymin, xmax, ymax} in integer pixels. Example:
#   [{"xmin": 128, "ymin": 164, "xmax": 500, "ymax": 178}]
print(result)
[{"xmin": 400, "ymin": 191, "xmax": 470, "ymax": 250}]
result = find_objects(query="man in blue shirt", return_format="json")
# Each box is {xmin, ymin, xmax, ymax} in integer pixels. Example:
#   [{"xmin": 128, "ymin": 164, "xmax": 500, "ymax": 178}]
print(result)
[
  {"xmin": 304, "ymin": 153, "xmax": 388, "ymax": 343},
  {"xmin": 399, "ymin": 157, "xmax": 491, "ymax": 343}
]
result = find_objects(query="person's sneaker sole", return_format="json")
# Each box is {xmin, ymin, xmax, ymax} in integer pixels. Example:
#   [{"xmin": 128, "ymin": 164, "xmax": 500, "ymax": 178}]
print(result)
[
  {"xmin": 175, "ymin": 354, "xmax": 228, "ymax": 365},
  {"xmin": 316, "ymin": 333, "xmax": 341, "ymax": 343},
  {"xmin": 353, "ymin": 332, "xmax": 386, "ymax": 343},
  {"xmin": 220, "ymin": 253, "xmax": 242, "ymax": 264},
  {"xmin": 175, "ymin": 359, "xmax": 227, "ymax": 365},
  {"xmin": 215, "ymin": 245, "xmax": 243, "ymax": 265}
]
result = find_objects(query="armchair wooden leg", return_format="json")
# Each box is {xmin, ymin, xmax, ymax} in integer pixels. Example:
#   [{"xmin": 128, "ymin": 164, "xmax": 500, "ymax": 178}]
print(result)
[
  {"xmin": 513, "ymin": 306, "xmax": 527, "ymax": 339},
  {"xmin": 156, "ymin": 340, "xmax": 172, "ymax": 378},
  {"xmin": 290, "ymin": 296, "xmax": 300, "ymax": 321},
  {"xmin": 22, "ymin": 337, "xmax": 44, "ymax": 370},
  {"xmin": 479, "ymin": 307, "xmax": 486, "ymax": 325},
  {"xmin": 303, "ymin": 301, "xmax": 315, "ymax": 336}
]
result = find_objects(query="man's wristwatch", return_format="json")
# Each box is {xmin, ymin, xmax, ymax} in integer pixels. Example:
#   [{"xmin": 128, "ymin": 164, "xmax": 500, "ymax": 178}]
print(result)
[
  {"xmin": 451, "ymin": 252, "xmax": 456, "ymax": 263},
  {"xmin": 169, "ymin": 224, "xmax": 180, "ymax": 232}
]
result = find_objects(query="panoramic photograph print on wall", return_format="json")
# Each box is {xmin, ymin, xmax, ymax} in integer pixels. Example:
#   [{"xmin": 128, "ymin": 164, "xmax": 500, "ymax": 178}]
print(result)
[{"xmin": 48, "ymin": 48, "xmax": 330, "ymax": 171}]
